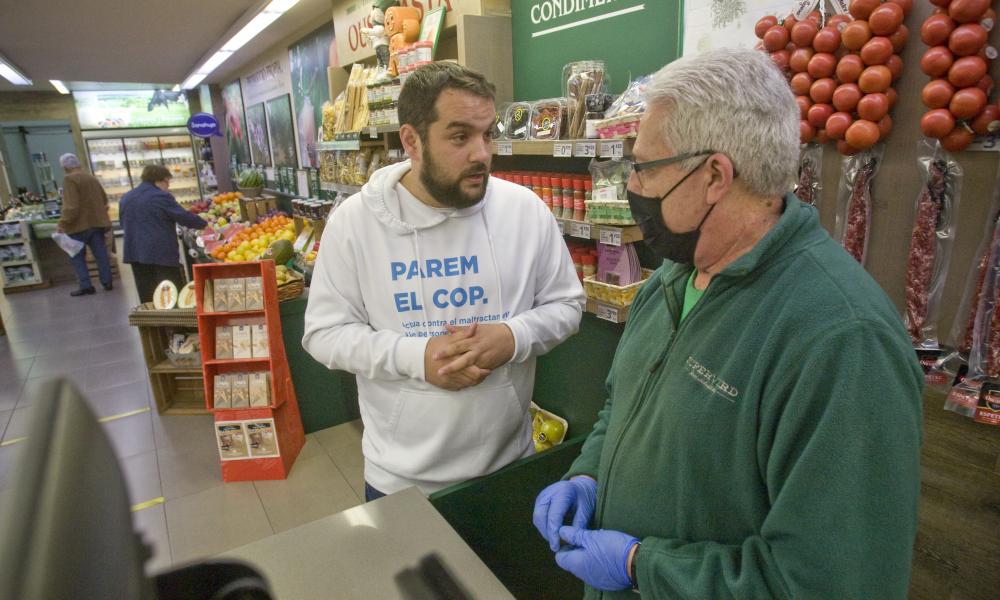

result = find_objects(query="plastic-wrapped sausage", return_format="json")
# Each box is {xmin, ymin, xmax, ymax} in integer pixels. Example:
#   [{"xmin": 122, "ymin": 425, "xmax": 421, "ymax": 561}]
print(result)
[
  {"xmin": 834, "ymin": 146, "xmax": 884, "ymax": 265},
  {"xmin": 794, "ymin": 142, "xmax": 823, "ymax": 207}
]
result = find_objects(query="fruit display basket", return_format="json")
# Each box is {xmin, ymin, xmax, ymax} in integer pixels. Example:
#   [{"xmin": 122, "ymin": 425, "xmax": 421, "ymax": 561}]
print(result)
[
  {"xmin": 238, "ymin": 186, "xmax": 263, "ymax": 198},
  {"xmin": 277, "ymin": 277, "xmax": 304, "ymax": 302},
  {"xmin": 583, "ymin": 268, "xmax": 652, "ymax": 308}
]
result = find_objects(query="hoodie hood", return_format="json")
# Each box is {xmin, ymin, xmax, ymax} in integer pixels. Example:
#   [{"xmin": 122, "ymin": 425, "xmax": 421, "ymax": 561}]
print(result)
[{"xmin": 362, "ymin": 159, "xmax": 489, "ymax": 234}]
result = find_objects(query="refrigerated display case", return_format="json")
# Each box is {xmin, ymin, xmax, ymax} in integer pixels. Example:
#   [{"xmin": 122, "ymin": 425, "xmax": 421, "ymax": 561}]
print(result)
[{"xmin": 84, "ymin": 128, "xmax": 205, "ymax": 224}]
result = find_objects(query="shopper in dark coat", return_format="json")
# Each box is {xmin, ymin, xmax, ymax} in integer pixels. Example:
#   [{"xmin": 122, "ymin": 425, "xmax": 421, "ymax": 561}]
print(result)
[
  {"xmin": 119, "ymin": 165, "xmax": 207, "ymax": 303},
  {"xmin": 58, "ymin": 153, "xmax": 114, "ymax": 296}
]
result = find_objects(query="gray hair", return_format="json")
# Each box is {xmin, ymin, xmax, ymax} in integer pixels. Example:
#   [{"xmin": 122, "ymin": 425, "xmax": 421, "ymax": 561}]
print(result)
[
  {"xmin": 59, "ymin": 153, "xmax": 82, "ymax": 169},
  {"xmin": 644, "ymin": 48, "xmax": 799, "ymax": 198}
]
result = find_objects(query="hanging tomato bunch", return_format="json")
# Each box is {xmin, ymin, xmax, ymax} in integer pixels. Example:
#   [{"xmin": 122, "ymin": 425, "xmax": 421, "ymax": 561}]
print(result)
[
  {"xmin": 758, "ymin": 1, "xmax": 912, "ymax": 155},
  {"xmin": 919, "ymin": 0, "xmax": 997, "ymax": 151}
]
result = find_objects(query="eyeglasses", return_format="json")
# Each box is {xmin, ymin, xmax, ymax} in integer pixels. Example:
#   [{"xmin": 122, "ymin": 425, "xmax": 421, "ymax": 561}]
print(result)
[{"xmin": 631, "ymin": 150, "xmax": 739, "ymax": 191}]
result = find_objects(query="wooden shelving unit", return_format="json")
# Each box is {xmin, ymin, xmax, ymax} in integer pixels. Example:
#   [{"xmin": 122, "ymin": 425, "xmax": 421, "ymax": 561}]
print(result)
[
  {"xmin": 0, "ymin": 220, "xmax": 44, "ymax": 291},
  {"xmin": 128, "ymin": 305, "xmax": 207, "ymax": 415},
  {"xmin": 194, "ymin": 260, "xmax": 305, "ymax": 482}
]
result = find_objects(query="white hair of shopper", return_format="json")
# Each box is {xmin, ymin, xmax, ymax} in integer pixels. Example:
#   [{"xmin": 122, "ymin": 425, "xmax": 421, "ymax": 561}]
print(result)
[
  {"xmin": 59, "ymin": 153, "xmax": 82, "ymax": 170},
  {"xmin": 644, "ymin": 48, "xmax": 799, "ymax": 198}
]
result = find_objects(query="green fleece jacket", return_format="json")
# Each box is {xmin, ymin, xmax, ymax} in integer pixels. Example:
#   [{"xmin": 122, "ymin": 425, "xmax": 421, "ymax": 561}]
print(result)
[{"xmin": 566, "ymin": 196, "xmax": 923, "ymax": 600}]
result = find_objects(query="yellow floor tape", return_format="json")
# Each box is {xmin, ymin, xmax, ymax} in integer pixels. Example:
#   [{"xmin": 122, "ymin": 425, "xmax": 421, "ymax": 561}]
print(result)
[
  {"xmin": 131, "ymin": 497, "xmax": 165, "ymax": 512},
  {"xmin": 1, "ymin": 406, "xmax": 151, "ymax": 447}
]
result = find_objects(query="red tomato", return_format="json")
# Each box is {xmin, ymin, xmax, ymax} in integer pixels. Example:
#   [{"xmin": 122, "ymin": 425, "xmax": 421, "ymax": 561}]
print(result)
[
  {"xmin": 850, "ymin": 0, "xmax": 881, "ymax": 20},
  {"xmin": 810, "ymin": 78, "xmax": 837, "ymax": 104},
  {"xmin": 763, "ymin": 25, "xmax": 791, "ymax": 52},
  {"xmin": 800, "ymin": 120, "xmax": 816, "ymax": 143},
  {"xmin": 845, "ymin": 119, "xmax": 881, "ymax": 150},
  {"xmin": 886, "ymin": 55, "xmax": 904, "ymax": 81},
  {"xmin": 922, "ymin": 79, "xmax": 957, "ymax": 109},
  {"xmin": 808, "ymin": 103, "xmax": 834, "ymax": 128},
  {"xmin": 861, "ymin": 37, "xmax": 894, "ymax": 65},
  {"xmin": 920, "ymin": 109, "xmax": 957, "ymax": 138},
  {"xmin": 950, "ymin": 86, "xmax": 988, "ymax": 118},
  {"xmin": 833, "ymin": 83, "xmax": 864, "ymax": 112},
  {"xmin": 878, "ymin": 114, "xmax": 894, "ymax": 138},
  {"xmin": 887, "ymin": 0, "xmax": 913, "ymax": 16},
  {"xmin": 921, "ymin": 14, "xmax": 958, "ymax": 46},
  {"xmin": 790, "ymin": 47, "xmax": 815, "ymax": 73},
  {"xmin": 887, "ymin": 87, "xmax": 899, "ymax": 108},
  {"xmin": 859, "ymin": 65, "xmax": 893, "ymax": 93},
  {"xmin": 870, "ymin": 3, "xmax": 905, "ymax": 36},
  {"xmin": 796, "ymin": 95, "xmax": 813, "ymax": 119},
  {"xmin": 828, "ymin": 14, "xmax": 853, "ymax": 29},
  {"xmin": 948, "ymin": 55, "xmax": 988, "ymax": 87},
  {"xmin": 815, "ymin": 129, "xmax": 831, "ymax": 144},
  {"xmin": 813, "ymin": 26, "xmax": 842, "ymax": 53},
  {"xmin": 790, "ymin": 72, "xmax": 814, "ymax": 96},
  {"xmin": 807, "ymin": 52, "xmax": 838, "ymax": 78},
  {"xmin": 755, "ymin": 15, "xmax": 779, "ymax": 39},
  {"xmin": 949, "ymin": 0, "xmax": 991, "ymax": 24},
  {"xmin": 837, "ymin": 139, "xmax": 861, "ymax": 156},
  {"xmin": 826, "ymin": 112, "xmax": 854, "ymax": 140},
  {"xmin": 921, "ymin": 46, "xmax": 955, "ymax": 77},
  {"xmin": 857, "ymin": 93, "xmax": 890, "ymax": 121},
  {"xmin": 929, "ymin": 0, "xmax": 952, "ymax": 7},
  {"xmin": 977, "ymin": 74, "xmax": 995, "ymax": 95},
  {"xmin": 941, "ymin": 126, "xmax": 974, "ymax": 151},
  {"xmin": 783, "ymin": 15, "xmax": 798, "ymax": 32},
  {"xmin": 971, "ymin": 104, "xmax": 1000, "ymax": 134},
  {"xmin": 949, "ymin": 24, "xmax": 988, "ymax": 56},
  {"xmin": 792, "ymin": 20, "xmax": 819, "ymax": 47},
  {"xmin": 888, "ymin": 25, "xmax": 909, "ymax": 53},
  {"xmin": 843, "ymin": 20, "xmax": 874, "ymax": 50},
  {"xmin": 837, "ymin": 54, "xmax": 865, "ymax": 82},
  {"xmin": 770, "ymin": 50, "xmax": 792, "ymax": 72}
]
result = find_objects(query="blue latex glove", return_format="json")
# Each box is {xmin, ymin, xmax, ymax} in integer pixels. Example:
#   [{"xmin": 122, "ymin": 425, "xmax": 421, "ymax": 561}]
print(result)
[
  {"xmin": 555, "ymin": 526, "xmax": 639, "ymax": 592},
  {"xmin": 532, "ymin": 477, "xmax": 598, "ymax": 552}
]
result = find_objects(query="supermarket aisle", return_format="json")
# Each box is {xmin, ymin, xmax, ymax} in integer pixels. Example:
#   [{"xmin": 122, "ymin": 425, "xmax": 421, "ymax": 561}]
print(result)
[{"xmin": 0, "ymin": 264, "xmax": 364, "ymax": 574}]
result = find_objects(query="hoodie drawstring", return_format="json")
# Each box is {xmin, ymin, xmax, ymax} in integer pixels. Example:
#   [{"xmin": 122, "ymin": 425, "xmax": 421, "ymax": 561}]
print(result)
[{"xmin": 479, "ymin": 209, "xmax": 506, "ymax": 329}]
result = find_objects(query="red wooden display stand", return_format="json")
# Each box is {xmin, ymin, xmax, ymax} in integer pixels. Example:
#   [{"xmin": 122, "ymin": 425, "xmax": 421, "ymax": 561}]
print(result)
[{"xmin": 194, "ymin": 261, "xmax": 305, "ymax": 482}]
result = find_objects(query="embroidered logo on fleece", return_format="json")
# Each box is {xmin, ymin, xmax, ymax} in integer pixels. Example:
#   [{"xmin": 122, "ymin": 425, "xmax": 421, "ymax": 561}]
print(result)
[{"xmin": 684, "ymin": 356, "xmax": 739, "ymax": 402}]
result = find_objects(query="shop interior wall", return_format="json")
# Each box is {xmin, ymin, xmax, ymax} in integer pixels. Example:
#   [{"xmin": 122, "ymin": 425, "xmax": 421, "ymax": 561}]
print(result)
[{"xmin": 0, "ymin": 92, "xmax": 88, "ymax": 205}]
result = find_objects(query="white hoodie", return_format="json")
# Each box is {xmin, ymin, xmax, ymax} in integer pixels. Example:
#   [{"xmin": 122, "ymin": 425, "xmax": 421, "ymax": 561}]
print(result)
[{"xmin": 303, "ymin": 160, "xmax": 585, "ymax": 494}]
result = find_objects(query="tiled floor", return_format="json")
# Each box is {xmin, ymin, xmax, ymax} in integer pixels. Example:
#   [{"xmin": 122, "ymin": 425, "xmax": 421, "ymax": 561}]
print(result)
[{"xmin": 0, "ymin": 255, "xmax": 365, "ymax": 574}]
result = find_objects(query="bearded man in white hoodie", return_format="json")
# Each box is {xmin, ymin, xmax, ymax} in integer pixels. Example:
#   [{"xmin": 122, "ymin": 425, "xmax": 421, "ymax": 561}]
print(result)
[{"xmin": 303, "ymin": 63, "xmax": 585, "ymax": 500}]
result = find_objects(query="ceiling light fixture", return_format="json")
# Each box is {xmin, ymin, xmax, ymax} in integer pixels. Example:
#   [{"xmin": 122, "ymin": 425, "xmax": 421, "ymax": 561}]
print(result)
[
  {"xmin": 50, "ymin": 80, "xmax": 69, "ymax": 94},
  {"xmin": 180, "ymin": 0, "xmax": 300, "ymax": 90},
  {"xmin": 0, "ymin": 53, "xmax": 31, "ymax": 86}
]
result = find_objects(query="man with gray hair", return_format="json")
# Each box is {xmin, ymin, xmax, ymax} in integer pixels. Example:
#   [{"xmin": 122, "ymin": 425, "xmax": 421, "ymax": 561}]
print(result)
[
  {"xmin": 532, "ymin": 48, "xmax": 923, "ymax": 598},
  {"xmin": 58, "ymin": 153, "xmax": 113, "ymax": 296}
]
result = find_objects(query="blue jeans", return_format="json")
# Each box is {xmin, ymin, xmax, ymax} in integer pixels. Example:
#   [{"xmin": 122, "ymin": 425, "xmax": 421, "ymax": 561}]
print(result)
[
  {"xmin": 364, "ymin": 482, "xmax": 386, "ymax": 502},
  {"xmin": 68, "ymin": 227, "xmax": 112, "ymax": 290}
]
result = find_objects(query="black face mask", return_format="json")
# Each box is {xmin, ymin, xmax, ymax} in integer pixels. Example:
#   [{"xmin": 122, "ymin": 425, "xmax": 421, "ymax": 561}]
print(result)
[{"xmin": 627, "ymin": 161, "xmax": 714, "ymax": 265}]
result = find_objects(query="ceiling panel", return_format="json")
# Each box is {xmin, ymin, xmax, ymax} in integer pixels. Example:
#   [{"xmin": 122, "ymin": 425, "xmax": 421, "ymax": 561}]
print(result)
[{"xmin": 0, "ymin": 0, "xmax": 334, "ymax": 92}]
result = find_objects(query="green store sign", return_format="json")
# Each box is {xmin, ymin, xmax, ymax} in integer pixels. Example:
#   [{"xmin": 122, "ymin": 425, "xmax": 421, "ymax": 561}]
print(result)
[{"xmin": 512, "ymin": 0, "xmax": 682, "ymax": 100}]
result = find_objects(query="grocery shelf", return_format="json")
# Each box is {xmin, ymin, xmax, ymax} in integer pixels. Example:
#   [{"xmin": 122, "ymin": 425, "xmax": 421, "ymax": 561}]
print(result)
[
  {"xmin": 320, "ymin": 182, "xmax": 362, "ymax": 194},
  {"xmin": 0, "ymin": 239, "xmax": 25, "ymax": 246},
  {"xmin": 317, "ymin": 140, "xmax": 361, "ymax": 151},
  {"xmin": 555, "ymin": 218, "xmax": 642, "ymax": 245},
  {"xmin": 199, "ymin": 309, "xmax": 266, "ymax": 318},
  {"xmin": 3, "ymin": 278, "xmax": 43, "ymax": 289},
  {"xmin": 585, "ymin": 299, "xmax": 631, "ymax": 324},
  {"xmin": 150, "ymin": 360, "xmax": 202, "ymax": 374},
  {"xmin": 0, "ymin": 259, "xmax": 33, "ymax": 267},
  {"xmin": 492, "ymin": 138, "xmax": 633, "ymax": 158}
]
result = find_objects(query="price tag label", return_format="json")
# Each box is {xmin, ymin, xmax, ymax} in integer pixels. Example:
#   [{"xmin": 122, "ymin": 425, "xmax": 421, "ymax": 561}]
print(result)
[
  {"xmin": 599, "ymin": 228, "xmax": 622, "ymax": 246},
  {"xmin": 595, "ymin": 303, "xmax": 620, "ymax": 323},
  {"xmin": 553, "ymin": 142, "xmax": 573, "ymax": 158},
  {"xmin": 600, "ymin": 140, "xmax": 624, "ymax": 159},
  {"xmin": 569, "ymin": 222, "xmax": 592, "ymax": 239},
  {"xmin": 968, "ymin": 133, "xmax": 1000, "ymax": 152},
  {"xmin": 575, "ymin": 141, "xmax": 597, "ymax": 157},
  {"xmin": 593, "ymin": 186, "xmax": 618, "ymax": 201},
  {"xmin": 556, "ymin": 220, "xmax": 566, "ymax": 235},
  {"xmin": 369, "ymin": 126, "xmax": 378, "ymax": 138},
  {"xmin": 497, "ymin": 141, "xmax": 513, "ymax": 156}
]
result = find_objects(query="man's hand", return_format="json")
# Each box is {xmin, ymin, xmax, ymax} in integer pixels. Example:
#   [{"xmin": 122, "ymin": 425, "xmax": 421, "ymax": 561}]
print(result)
[
  {"xmin": 424, "ymin": 323, "xmax": 491, "ymax": 391},
  {"xmin": 533, "ymin": 476, "xmax": 598, "ymax": 551},
  {"xmin": 555, "ymin": 526, "xmax": 639, "ymax": 592},
  {"xmin": 433, "ymin": 323, "xmax": 515, "ymax": 374}
]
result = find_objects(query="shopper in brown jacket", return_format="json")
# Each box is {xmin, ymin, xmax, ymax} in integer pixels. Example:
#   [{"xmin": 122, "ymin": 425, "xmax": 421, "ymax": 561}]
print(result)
[{"xmin": 58, "ymin": 153, "xmax": 113, "ymax": 296}]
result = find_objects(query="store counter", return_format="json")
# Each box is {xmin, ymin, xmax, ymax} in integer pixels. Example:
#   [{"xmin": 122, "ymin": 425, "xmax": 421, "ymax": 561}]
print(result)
[{"xmin": 220, "ymin": 487, "xmax": 514, "ymax": 599}]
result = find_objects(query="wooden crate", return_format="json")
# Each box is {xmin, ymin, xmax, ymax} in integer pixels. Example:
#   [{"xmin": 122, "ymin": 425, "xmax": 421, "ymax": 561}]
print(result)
[{"xmin": 130, "ymin": 305, "xmax": 208, "ymax": 415}]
